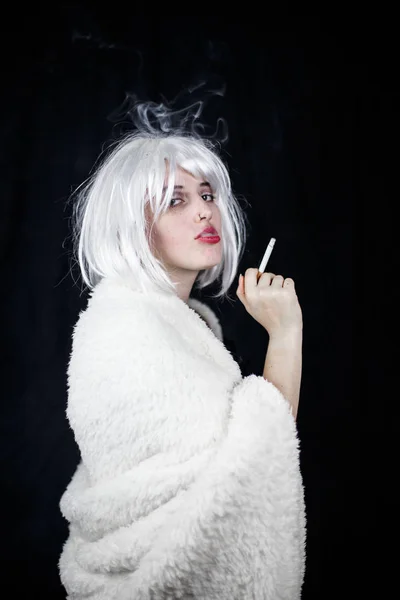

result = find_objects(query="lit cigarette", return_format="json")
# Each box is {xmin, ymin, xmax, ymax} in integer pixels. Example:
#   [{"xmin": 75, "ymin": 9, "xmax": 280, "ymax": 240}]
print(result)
[{"xmin": 258, "ymin": 237, "xmax": 276, "ymax": 273}]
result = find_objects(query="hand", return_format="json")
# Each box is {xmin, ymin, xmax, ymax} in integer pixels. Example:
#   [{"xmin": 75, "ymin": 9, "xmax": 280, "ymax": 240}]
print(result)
[{"xmin": 236, "ymin": 268, "xmax": 303, "ymax": 338}]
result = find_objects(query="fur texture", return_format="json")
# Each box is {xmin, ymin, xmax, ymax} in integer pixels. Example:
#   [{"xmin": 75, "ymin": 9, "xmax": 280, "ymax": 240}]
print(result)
[{"xmin": 59, "ymin": 275, "xmax": 306, "ymax": 599}]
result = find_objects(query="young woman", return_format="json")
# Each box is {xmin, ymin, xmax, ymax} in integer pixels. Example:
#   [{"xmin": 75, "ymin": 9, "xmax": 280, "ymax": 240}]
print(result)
[{"xmin": 59, "ymin": 123, "xmax": 306, "ymax": 599}]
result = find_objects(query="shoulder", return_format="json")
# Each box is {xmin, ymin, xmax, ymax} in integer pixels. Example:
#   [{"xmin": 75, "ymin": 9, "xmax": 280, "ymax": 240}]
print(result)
[
  {"xmin": 73, "ymin": 277, "xmax": 161, "ymax": 335},
  {"xmin": 69, "ymin": 278, "xmax": 174, "ymax": 375}
]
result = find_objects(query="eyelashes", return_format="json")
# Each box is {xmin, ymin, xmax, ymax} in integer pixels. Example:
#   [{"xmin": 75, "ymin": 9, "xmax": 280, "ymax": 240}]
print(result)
[
  {"xmin": 201, "ymin": 193, "xmax": 215, "ymax": 202},
  {"xmin": 169, "ymin": 193, "xmax": 215, "ymax": 208}
]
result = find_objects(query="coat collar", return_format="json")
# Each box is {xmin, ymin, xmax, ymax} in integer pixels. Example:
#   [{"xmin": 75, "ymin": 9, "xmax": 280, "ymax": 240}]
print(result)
[
  {"xmin": 187, "ymin": 297, "xmax": 223, "ymax": 342},
  {"xmin": 89, "ymin": 275, "xmax": 238, "ymax": 378},
  {"xmin": 90, "ymin": 275, "xmax": 223, "ymax": 341}
]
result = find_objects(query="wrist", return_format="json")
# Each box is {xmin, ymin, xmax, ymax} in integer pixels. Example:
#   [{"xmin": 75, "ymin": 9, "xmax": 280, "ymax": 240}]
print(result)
[{"xmin": 267, "ymin": 326, "xmax": 303, "ymax": 345}]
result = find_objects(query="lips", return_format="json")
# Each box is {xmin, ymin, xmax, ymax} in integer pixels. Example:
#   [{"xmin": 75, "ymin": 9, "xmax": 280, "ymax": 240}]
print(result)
[
  {"xmin": 197, "ymin": 236, "xmax": 220, "ymax": 244},
  {"xmin": 196, "ymin": 227, "xmax": 218, "ymax": 239}
]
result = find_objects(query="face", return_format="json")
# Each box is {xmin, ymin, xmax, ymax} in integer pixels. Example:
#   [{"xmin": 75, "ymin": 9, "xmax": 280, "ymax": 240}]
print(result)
[{"xmin": 146, "ymin": 167, "xmax": 222, "ymax": 280}]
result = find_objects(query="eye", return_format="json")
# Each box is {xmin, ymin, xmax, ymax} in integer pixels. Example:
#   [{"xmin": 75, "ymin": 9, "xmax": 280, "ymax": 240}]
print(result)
[
  {"xmin": 169, "ymin": 193, "xmax": 215, "ymax": 208},
  {"xmin": 169, "ymin": 197, "xmax": 183, "ymax": 208},
  {"xmin": 201, "ymin": 193, "xmax": 215, "ymax": 202}
]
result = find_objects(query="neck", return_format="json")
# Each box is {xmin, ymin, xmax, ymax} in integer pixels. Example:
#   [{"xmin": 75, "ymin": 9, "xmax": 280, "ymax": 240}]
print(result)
[{"xmin": 168, "ymin": 269, "xmax": 199, "ymax": 304}]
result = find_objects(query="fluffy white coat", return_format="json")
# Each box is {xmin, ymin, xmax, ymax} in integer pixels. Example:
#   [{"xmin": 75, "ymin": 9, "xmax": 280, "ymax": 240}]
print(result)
[{"xmin": 59, "ymin": 275, "xmax": 306, "ymax": 599}]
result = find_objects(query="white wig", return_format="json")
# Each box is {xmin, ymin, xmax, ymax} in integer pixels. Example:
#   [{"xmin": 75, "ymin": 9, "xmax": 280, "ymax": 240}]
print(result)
[{"xmin": 69, "ymin": 131, "xmax": 248, "ymax": 301}]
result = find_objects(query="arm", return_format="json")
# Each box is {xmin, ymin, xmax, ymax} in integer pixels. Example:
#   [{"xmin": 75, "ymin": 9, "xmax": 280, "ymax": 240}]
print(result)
[
  {"xmin": 263, "ymin": 328, "xmax": 303, "ymax": 420},
  {"xmin": 62, "ymin": 372, "xmax": 305, "ymax": 595}
]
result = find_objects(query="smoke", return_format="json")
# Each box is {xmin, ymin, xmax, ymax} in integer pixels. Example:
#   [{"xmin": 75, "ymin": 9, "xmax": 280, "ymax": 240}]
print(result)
[{"xmin": 108, "ymin": 80, "xmax": 229, "ymax": 146}]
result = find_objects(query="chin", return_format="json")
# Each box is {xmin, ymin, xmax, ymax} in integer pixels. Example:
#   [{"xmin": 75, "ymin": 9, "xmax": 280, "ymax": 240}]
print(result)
[
  {"xmin": 176, "ymin": 254, "xmax": 222, "ymax": 272},
  {"xmin": 198, "ymin": 260, "xmax": 221, "ymax": 270},
  {"xmin": 177, "ymin": 260, "xmax": 219, "ymax": 272}
]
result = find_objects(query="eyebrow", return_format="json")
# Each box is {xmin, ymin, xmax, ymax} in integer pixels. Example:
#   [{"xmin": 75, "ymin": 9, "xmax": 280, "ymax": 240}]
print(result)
[{"xmin": 162, "ymin": 181, "xmax": 212, "ymax": 192}]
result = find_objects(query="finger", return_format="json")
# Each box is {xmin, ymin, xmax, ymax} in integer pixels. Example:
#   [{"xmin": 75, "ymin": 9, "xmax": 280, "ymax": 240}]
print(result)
[
  {"xmin": 239, "ymin": 274, "xmax": 245, "ymax": 295},
  {"xmin": 236, "ymin": 275, "xmax": 248, "ymax": 309},
  {"xmin": 236, "ymin": 275, "xmax": 242, "ymax": 295},
  {"xmin": 244, "ymin": 268, "xmax": 259, "ymax": 293},
  {"xmin": 237, "ymin": 274, "xmax": 247, "ymax": 297},
  {"xmin": 283, "ymin": 277, "xmax": 295, "ymax": 288},
  {"xmin": 271, "ymin": 274, "xmax": 284, "ymax": 287},
  {"xmin": 256, "ymin": 271, "xmax": 275, "ymax": 284}
]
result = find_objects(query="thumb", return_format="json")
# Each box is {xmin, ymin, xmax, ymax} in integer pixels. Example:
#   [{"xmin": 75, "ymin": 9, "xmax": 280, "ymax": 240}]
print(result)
[{"xmin": 236, "ymin": 274, "xmax": 244, "ymax": 299}]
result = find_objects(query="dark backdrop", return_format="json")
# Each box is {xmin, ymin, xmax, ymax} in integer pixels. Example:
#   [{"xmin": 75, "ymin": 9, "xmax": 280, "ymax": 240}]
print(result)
[{"xmin": 0, "ymin": 10, "xmax": 363, "ymax": 599}]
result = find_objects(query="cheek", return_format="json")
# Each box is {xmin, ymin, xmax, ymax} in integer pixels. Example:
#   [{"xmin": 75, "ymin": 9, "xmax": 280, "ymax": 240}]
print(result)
[
  {"xmin": 158, "ymin": 225, "xmax": 186, "ymax": 252},
  {"xmin": 166, "ymin": 230, "xmax": 187, "ymax": 250}
]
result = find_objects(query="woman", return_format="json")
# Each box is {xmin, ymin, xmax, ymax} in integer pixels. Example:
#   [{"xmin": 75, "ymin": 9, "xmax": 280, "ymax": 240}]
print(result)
[{"xmin": 59, "ymin": 122, "xmax": 306, "ymax": 599}]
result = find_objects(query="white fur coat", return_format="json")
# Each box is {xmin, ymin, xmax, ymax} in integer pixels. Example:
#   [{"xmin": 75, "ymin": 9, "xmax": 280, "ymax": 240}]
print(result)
[{"xmin": 59, "ymin": 275, "xmax": 306, "ymax": 599}]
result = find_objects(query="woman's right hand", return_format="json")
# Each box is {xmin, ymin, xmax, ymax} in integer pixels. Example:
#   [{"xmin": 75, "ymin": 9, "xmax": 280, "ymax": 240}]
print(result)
[{"xmin": 236, "ymin": 268, "xmax": 303, "ymax": 338}]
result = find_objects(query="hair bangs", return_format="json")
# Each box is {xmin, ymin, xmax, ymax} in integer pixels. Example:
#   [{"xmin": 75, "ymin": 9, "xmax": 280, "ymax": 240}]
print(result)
[{"xmin": 149, "ymin": 137, "xmax": 230, "ymax": 223}]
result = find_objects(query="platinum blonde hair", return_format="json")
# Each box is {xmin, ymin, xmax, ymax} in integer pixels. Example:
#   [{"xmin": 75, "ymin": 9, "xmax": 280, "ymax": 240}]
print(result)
[{"xmin": 69, "ymin": 129, "xmax": 249, "ymax": 301}]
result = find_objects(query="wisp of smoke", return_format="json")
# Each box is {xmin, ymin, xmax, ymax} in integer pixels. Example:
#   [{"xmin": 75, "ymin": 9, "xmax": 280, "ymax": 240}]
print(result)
[{"xmin": 108, "ymin": 83, "xmax": 229, "ymax": 147}]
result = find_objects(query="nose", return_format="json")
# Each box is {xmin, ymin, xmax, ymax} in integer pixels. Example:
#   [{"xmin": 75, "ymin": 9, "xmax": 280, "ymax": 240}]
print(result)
[{"xmin": 193, "ymin": 195, "xmax": 213, "ymax": 220}]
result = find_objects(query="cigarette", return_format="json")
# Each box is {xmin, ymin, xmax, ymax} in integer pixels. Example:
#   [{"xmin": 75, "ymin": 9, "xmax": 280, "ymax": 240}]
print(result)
[{"xmin": 258, "ymin": 237, "xmax": 276, "ymax": 273}]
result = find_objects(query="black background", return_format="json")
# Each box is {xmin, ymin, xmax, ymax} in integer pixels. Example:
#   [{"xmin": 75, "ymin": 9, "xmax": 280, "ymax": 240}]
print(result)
[{"xmin": 1, "ymin": 9, "xmax": 377, "ymax": 599}]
